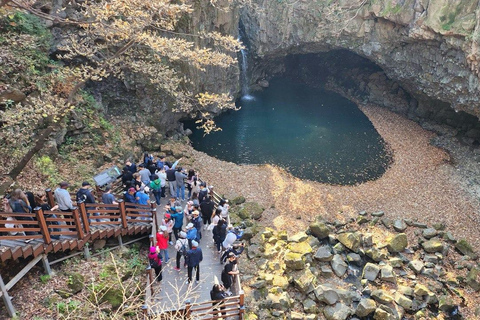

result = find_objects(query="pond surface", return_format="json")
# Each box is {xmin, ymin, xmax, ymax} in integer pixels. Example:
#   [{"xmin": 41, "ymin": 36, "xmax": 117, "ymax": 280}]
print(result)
[{"xmin": 184, "ymin": 77, "xmax": 391, "ymax": 185}]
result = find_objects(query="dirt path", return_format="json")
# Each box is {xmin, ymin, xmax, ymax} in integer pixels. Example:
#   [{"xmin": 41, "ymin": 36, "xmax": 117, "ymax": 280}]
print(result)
[{"xmin": 191, "ymin": 104, "xmax": 480, "ymax": 250}]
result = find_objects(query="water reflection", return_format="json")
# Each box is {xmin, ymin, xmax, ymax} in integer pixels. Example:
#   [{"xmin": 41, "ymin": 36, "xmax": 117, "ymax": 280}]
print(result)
[{"xmin": 184, "ymin": 77, "xmax": 392, "ymax": 185}]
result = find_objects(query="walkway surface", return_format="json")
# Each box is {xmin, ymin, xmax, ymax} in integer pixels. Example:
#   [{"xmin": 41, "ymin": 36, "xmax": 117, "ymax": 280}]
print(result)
[{"xmin": 150, "ymin": 199, "xmax": 225, "ymax": 314}]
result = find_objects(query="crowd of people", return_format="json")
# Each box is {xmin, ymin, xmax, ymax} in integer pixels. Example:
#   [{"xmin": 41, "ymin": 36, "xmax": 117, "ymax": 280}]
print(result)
[
  {"xmin": 1, "ymin": 152, "xmax": 245, "ymax": 313},
  {"xmin": 136, "ymin": 153, "xmax": 246, "ymax": 315}
]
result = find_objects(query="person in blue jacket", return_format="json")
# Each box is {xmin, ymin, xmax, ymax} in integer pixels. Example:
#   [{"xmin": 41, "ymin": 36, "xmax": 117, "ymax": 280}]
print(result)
[
  {"xmin": 170, "ymin": 206, "xmax": 184, "ymax": 240},
  {"xmin": 186, "ymin": 240, "xmax": 203, "ymax": 285}
]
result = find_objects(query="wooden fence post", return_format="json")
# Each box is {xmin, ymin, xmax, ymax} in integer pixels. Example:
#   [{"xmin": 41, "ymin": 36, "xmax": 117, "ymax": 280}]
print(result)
[
  {"xmin": 72, "ymin": 208, "xmax": 85, "ymax": 239},
  {"xmin": 239, "ymin": 290, "xmax": 245, "ymax": 319},
  {"xmin": 149, "ymin": 234, "xmax": 155, "ymax": 247},
  {"xmin": 45, "ymin": 188, "xmax": 55, "ymax": 208},
  {"xmin": 141, "ymin": 304, "xmax": 148, "ymax": 319},
  {"xmin": 146, "ymin": 266, "xmax": 155, "ymax": 296},
  {"xmin": 185, "ymin": 299, "xmax": 192, "ymax": 319},
  {"xmin": 150, "ymin": 202, "xmax": 158, "ymax": 230},
  {"xmin": 118, "ymin": 200, "xmax": 128, "ymax": 228},
  {"xmin": 0, "ymin": 274, "xmax": 15, "ymax": 317},
  {"xmin": 34, "ymin": 207, "xmax": 52, "ymax": 244},
  {"xmin": 77, "ymin": 201, "xmax": 90, "ymax": 234}
]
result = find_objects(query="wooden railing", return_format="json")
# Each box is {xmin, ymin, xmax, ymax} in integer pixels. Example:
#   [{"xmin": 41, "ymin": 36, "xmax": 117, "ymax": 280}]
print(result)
[{"xmin": 0, "ymin": 190, "xmax": 156, "ymax": 245}]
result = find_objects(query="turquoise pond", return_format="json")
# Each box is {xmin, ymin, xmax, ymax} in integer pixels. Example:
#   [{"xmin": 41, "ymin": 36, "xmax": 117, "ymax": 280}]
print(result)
[{"xmin": 184, "ymin": 77, "xmax": 392, "ymax": 185}]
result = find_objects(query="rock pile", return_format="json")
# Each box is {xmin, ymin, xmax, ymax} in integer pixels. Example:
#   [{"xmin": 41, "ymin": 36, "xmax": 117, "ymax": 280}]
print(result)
[{"xmin": 241, "ymin": 211, "xmax": 480, "ymax": 320}]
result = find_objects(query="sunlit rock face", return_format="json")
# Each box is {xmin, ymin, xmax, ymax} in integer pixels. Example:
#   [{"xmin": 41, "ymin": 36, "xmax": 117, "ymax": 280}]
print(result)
[{"xmin": 240, "ymin": 0, "xmax": 480, "ymax": 119}]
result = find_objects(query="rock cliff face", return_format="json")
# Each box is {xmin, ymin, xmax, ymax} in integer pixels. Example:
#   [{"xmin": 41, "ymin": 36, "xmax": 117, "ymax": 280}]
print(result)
[{"xmin": 240, "ymin": 0, "xmax": 480, "ymax": 120}]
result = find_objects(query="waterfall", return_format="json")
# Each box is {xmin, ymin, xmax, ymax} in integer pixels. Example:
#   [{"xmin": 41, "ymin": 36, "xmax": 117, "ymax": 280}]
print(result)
[{"xmin": 239, "ymin": 42, "xmax": 254, "ymax": 100}]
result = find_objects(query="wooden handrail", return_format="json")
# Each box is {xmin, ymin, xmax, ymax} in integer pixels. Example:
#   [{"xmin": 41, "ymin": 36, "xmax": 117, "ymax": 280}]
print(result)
[{"xmin": 34, "ymin": 207, "xmax": 51, "ymax": 244}]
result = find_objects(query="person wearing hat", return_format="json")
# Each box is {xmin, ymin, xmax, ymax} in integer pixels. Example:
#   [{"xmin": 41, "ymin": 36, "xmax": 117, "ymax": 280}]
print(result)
[
  {"xmin": 76, "ymin": 181, "xmax": 97, "ymax": 223},
  {"xmin": 221, "ymin": 252, "xmax": 239, "ymax": 295},
  {"xmin": 174, "ymin": 231, "xmax": 189, "ymax": 271},
  {"xmin": 161, "ymin": 213, "xmax": 174, "ymax": 245},
  {"xmin": 125, "ymin": 187, "xmax": 136, "ymax": 204},
  {"xmin": 156, "ymin": 225, "xmax": 169, "ymax": 262},
  {"xmin": 186, "ymin": 222, "xmax": 198, "ymax": 249},
  {"xmin": 191, "ymin": 210, "xmax": 202, "ymax": 242},
  {"xmin": 186, "ymin": 240, "xmax": 203, "ymax": 284},
  {"xmin": 148, "ymin": 246, "xmax": 163, "ymax": 282}
]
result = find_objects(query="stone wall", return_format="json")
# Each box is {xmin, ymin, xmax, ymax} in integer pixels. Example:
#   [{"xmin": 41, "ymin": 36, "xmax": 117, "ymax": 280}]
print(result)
[{"xmin": 241, "ymin": 0, "xmax": 480, "ymax": 120}]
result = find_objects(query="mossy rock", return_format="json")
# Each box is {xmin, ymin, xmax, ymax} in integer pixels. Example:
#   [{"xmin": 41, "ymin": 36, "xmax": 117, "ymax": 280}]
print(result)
[
  {"xmin": 238, "ymin": 202, "xmax": 264, "ymax": 220},
  {"xmin": 231, "ymin": 196, "xmax": 246, "ymax": 205},
  {"xmin": 242, "ymin": 226, "xmax": 256, "ymax": 241},
  {"xmin": 455, "ymin": 239, "xmax": 478, "ymax": 259},
  {"xmin": 101, "ymin": 287, "xmax": 124, "ymax": 309},
  {"xmin": 67, "ymin": 272, "xmax": 85, "ymax": 294},
  {"xmin": 309, "ymin": 221, "xmax": 331, "ymax": 239}
]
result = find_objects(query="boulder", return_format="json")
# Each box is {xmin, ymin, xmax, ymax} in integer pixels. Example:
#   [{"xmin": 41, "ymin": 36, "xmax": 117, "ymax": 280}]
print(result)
[
  {"xmin": 393, "ymin": 219, "xmax": 407, "ymax": 232},
  {"xmin": 422, "ymin": 239, "xmax": 444, "ymax": 253},
  {"xmin": 303, "ymin": 298, "xmax": 319, "ymax": 313},
  {"xmin": 284, "ymin": 251, "xmax": 305, "ymax": 270},
  {"xmin": 314, "ymin": 246, "xmax": 333, "ymax": 262},
  {"xmin": 337, "ymin": 232, "xmax": 361, "ymax": 252},
  {"xmin": 386, "ymin": 233, "xmax": 408, "ymax": 253},
  {"xmin": 264, "ymin": 292, "xmax": 291, "ymax": 310},
  {"xmin": 238, "ymin": 202, "xmax": 264, "ymax": 220},
  {"xmin": 355, "ymin": 298, "xmax": 376, "ymax": 317},
  {"xmin": 455, "ymin": 239, "xmax": 478, "ymax": 259},
  {"xmin": 231, "ymin": 196, "xmax": 246, "ymax": 205},
  {"xmin": 373, "ymin": 307, "xmax": 393, "ymax": 320},
  {"xmin": 288, "ymin": 241, "xmax": 312, "ymax": 255},
  {"xmin": 466, "ymin": 267, "xmax": 480, "ymax": 291},
  {"xmin": 414, "ymin": 284, "xmax": 430, "ymax": 296},
  {"xmin": 380, "ymin": 265, "xmax": 396, "ymax": 283},
  {"xmin": 272, "ymin": 275, "xmax": 289, "ymax": 289},
  {"xmin": 408, "ymin": 260, "xmax": 424, "ymax": 274},
  {"xmin": 315, "ymin": 285, "xmax": 339, "ymax": 305},
  {"xmin": 371, "ymin": 290, "xmax": 394, "ymax": 304},
  {"xmin": 331, "ymin": 254, "xmax": 348, "ymax": 277},
  {"xmin": 293, "ymin": 268, "xmax": 316, "ymax": 294},
  {"xmin": 362, "ymin": 263, "xmax": 380, "ymax": 281},
  {"xmin": 371, "ymin": 211, "xmax": 384, "ymax": 217},
  {"xmin": 395, "ymin": 293, "xmax": 413, "ymax": 310},
  {"xmin": 289, "ymin": 232, "xmax": 309, "ymax": 243},
  {"xmin": 309, "ymin": 221, "xmax": 331, "ymax": 239},
  {"xmin": 67, "ymin": 272, "xmax": 85, "ymax": 294},
  {"xmin": 388, "ymin": 257, "xmax": 403, "ymax": 268},
  {"xmin": 422, "ymin": 228, "xmax": 438, "ymax": 239},
  {"xmin": 323, "ymin": 302, "xmax": 352, "ymax": 320}
]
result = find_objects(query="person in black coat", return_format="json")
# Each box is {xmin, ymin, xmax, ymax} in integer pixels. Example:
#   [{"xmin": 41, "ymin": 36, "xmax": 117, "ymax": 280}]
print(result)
[
  {"xmin": 221, "ymin": 252, "xmax": 239, "ymax": 295},
  {"xmin": 200, "ymin": 196, "xmax": 214, "ymax": 229},
  {"xmin": 210, "ymin": 284, "xmax": 228, "ymax": 316},
  {"xmin": 213, "ymin": 219, "xmax": 227, "ymax": 252}
]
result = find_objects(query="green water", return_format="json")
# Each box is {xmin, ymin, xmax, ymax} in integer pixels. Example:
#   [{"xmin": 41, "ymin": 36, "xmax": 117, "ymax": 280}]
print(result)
[{"xmin": 184, "ymin": 78, "xmax": 391, "ymax": 185}]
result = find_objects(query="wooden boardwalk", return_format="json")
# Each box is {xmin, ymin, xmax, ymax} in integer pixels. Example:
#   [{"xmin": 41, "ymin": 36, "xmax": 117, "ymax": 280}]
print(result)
[
  {"xmin": 150, "ymin": 228, "xmax": 224, "ymax": 312},
  {"xmin": 144, "ymin": 199, "xmax": 245, "ymax": 319}
]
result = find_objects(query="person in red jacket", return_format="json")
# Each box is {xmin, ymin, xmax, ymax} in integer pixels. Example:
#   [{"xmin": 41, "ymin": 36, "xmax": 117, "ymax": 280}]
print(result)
[{"xmin": 156, "ymin": 225, "xmax": 169, "ymax": 263}]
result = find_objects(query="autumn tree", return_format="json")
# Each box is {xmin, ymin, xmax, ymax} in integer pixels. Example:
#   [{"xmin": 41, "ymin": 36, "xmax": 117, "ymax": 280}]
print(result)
[{"xmin": 0, "ymin": 0, "xmax": 242, "ymax": 193}]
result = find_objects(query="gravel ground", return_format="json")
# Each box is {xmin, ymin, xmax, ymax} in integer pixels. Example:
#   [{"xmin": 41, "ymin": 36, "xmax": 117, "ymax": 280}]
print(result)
[{"xmin": 191, "ymin": 104, "xmax": 480, "ymax": 251}]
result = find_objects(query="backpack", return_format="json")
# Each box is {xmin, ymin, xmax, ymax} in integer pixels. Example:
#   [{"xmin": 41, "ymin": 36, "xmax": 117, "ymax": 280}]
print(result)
[
  {"xmin": 149, "ymin": 253, "xmax": 162, "ymax": 268},
  {"xmin": 150, "ymin": 180, "xmax": 161, "ymax": 192},
  {"xmin": 179, "ymin": 241, "xmax": 188, "ymax": 256}
]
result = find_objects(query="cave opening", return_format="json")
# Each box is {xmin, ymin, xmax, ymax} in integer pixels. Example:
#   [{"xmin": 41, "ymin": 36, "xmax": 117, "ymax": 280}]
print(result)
[{"xmin": 184, "ymin": 50, "xmax": 396, "ymax": 185}]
